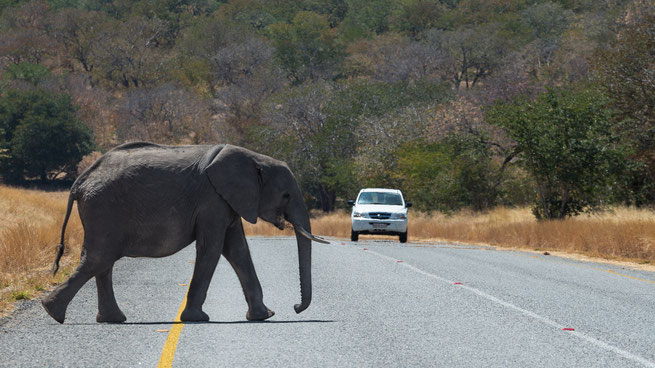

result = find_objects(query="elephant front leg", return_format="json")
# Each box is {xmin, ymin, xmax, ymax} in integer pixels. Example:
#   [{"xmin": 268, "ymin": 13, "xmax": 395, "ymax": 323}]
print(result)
[
  {"xmin": 223, "ymin": 221, "xmax": 274, "ymax": 321},
  {"xmin": 96, "ymin": 268, "xmax": 126, "ymax": 323},
  {"xmin": 180, "ymin": 237, "xmax": 223, "ymax": 322}
]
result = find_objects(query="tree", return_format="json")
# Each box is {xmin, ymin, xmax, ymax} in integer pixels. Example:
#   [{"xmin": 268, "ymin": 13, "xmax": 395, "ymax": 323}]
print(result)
[
  {"xmin": 217, "ymin": 0, "xmax": 302, "ymax": 31},
  {"xmin": 424, "ymin": 24, "xmax": 511, "ymax": 90},
  {"xmin": 520, "ymin": 2, "xmax": 573, "ymax": 67},
  {"xmin": 446, "ymin": 0, "xmax": 525, "ymax": 27},
  {"xmin": 343, "ymin": 33, "xmax": 448, "ymax": 83},
  {"xmin": 115, "ymin": 84, "xmax": 217, "ymax": 144},
  {"xmin": 395, "ymin": 134, "xmax": 499, "ymax": 212},
  {"xmin": 174, "ymin": 18, "xmax": 253, "ymax": 92},
  {"xmin": 268, "ymin": 11, "xmax": 342, "ymax": 83},
  {"xmin": 388, "ymin": 0, "xmax": 447, "ymax": 38},
  {"xmin": 48, "ymin": 8, "xmax": 107, "ymax": 73},
  {"xmin": 62, "ymin": 74, "xmax": 118, "ymax": 150},
  {"xmin": 0, "ymin": 89, "xmax": 94, "ymax": 182},
  {"xmin": 209, "ymin": 34, "xmax": 283, "ymax": 140},
  {"xmin": 0, "ymin": 1, "xmax": 55, "ymax": 65},
  {"xmin": 2, "ymin": 61, "xmax": 50, "ymax": 84},
  {"xmin": 174, "ymin": 18, "xmax": 284, "ymax": 144},
  {"xmin": 486, "ymin": 87, "xmax": 625, "ymax": 219},
  {"xmin": 257, "ymin": 82, "xmax": 335, "ymax": 210},
  {"xmin": 90, "ymin": 16, "xmax": 169, "ymax": 89},
  {"xmin": 593, "ymin": 1, "xmax": 655, "ymax": 201},
  {"xmin": 303, "ymin": 0, "xmax": 348, "ymax": 27},
  {"xmin": 338, "ymin": 0, "xmax": 396, "ymax": 40},
  {"xmin": 353, "ymin": 102, "xmax": 456, "ymax": 191}
]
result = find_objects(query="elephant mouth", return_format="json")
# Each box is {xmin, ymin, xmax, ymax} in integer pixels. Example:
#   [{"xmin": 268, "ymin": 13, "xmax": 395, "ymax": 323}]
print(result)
[{"xmin": 279, "ymin": 220, "xmax": 329, "ymax": 244}]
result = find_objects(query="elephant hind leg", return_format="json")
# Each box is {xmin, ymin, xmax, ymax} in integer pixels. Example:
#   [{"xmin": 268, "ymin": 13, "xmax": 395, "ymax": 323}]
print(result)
[
  {"xmin": 42, "ymin": 266, "xmax": 93, "ymax": 324},
  {"xmin": 96, "ymin": 268, "xmax": 126, "ymax": 323},
  {"xmin": 42, "ymin": 246, "xmax": 117, "ymax": 324}
]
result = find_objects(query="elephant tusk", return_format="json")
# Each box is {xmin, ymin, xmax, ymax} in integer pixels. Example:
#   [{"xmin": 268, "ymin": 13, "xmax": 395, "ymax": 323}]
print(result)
[{"xmin": 294, "ymin": 225, "xmax": 330, "ymax": 244}]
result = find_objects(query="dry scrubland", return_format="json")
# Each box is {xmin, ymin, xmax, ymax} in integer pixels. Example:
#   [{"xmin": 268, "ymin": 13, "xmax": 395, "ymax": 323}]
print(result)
[
  {"xmin": 0, "ymin": 186, "xmax": 84, "ymax": 317},
  {"xmin": 2, "ymin": 186, "xmax": 655, "ymax": 317},
  {"xmin": 246, "ymin": 207, "xmax": 655, "ymax": 263}
]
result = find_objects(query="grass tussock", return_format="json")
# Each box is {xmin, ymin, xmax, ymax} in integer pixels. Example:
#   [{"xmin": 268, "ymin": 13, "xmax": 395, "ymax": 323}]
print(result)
[{"xmin": 0, "ymin": 186, "xmax": 83, "ymax": 317}]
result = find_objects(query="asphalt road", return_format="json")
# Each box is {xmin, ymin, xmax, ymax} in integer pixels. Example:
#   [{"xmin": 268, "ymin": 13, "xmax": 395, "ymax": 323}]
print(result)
[{"xmin": 1, "ymin": 236, "xmax": 655, "ymax": 367}]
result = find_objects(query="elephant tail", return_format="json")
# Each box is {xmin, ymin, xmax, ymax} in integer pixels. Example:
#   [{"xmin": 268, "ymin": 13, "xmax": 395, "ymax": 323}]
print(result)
[{"xmin": 52, "ymin": 193, "xmax": 75, "ymax": 276}]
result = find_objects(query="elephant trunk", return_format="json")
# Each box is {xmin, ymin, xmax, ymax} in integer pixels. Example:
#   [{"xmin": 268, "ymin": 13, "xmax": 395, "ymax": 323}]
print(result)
[
  {"xmin": 287, "ymin": 194, "xmax": 313, "ymax": 314},
  {"xmin": 293, "ymin": 226, "xmax": 312, "ymax": 314}
]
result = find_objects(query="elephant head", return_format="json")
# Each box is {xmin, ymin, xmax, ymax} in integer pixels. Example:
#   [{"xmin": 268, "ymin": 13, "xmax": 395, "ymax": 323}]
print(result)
[{"xmin": 205, "ymin": 144, "xmax": 327, "ymax": 314}]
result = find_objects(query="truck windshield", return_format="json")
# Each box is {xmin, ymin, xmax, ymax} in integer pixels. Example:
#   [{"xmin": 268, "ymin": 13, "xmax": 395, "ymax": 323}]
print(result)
[{"xmin": 358, "ymin": 192, "xmax": 403, "ymax": 206}]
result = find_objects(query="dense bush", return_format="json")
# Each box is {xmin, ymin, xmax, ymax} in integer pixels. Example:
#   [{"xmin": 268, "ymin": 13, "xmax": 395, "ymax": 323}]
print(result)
[
  {"xmin": 395, "ymin": 135, "xmax": 499, "ymax": 212},
  {"xmin": 487, "ymin": 87, "xmax": 626, "ymax": 219},
  {"xmin": 0, "ymin": 90, "xmax": 94, "ymax": 183}
]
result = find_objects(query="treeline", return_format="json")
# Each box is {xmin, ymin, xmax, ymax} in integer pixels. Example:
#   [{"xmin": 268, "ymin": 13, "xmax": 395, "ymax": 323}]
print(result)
[{"xmin": 0, "ymin": 0, "xmax": 653, "ymax": 218}]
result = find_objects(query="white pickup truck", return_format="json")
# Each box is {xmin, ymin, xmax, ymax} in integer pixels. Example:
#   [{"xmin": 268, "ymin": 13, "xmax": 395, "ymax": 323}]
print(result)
[{"xmin": 348, "ymin": 188, "xmax": 412, "ymax": 243}]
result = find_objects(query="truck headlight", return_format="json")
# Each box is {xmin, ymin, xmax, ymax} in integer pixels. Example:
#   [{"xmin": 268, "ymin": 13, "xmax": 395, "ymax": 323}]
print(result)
[
  {"xmin": 391, "ymin": 213, "xmax": 407, "ymax": 219},
  {"xmin": 353, "ymin": 212, "xmax": 363, "ymax": 218}
]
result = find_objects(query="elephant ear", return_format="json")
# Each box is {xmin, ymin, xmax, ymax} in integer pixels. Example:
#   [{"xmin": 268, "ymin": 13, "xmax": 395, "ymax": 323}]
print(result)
[{"xmin": 205, "ymin": 145, "xmax": 262, "ymax": 224}]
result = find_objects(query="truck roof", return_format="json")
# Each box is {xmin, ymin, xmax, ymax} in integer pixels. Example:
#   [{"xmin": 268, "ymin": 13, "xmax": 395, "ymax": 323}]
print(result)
[{"xmin": 359, "ymin": 188, "xmax": 402, "ymax": 193}]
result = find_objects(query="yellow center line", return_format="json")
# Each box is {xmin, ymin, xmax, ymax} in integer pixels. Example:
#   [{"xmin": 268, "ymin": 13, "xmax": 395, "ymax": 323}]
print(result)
[
  {"xmin": 602, "ymin": 269, "xmax": 655, "ymax": 284},
  {"xmin": 157, "ymin": 287, "xmax": 189, "ymax": 368}
]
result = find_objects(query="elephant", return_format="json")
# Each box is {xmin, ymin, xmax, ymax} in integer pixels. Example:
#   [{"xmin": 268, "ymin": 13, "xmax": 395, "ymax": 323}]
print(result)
[{"xmin": 42, "ymin": 142, "xmax": 328, "ymax": 324}]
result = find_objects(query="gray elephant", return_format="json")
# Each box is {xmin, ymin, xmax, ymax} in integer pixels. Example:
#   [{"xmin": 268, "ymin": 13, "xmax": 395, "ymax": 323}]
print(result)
[{"xmin": 42, "ymin": 142, "xmax": 327, "ymax": 324}]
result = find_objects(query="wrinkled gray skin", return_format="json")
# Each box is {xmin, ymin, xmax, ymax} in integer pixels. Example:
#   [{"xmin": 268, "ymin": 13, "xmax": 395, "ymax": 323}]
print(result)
[{"xmin": 42, "ymin": 142, "xmax": 321, "ymax": 324}]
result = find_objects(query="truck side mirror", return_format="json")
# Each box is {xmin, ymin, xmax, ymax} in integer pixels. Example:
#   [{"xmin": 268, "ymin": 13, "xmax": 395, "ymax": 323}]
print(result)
[
  {"xmin": 347, "ymin": 200, "xmax": 355, "ymax": 206},
  {"xmin": 405, "ymin": 201, "xmax": 412, "ymax": 208}
]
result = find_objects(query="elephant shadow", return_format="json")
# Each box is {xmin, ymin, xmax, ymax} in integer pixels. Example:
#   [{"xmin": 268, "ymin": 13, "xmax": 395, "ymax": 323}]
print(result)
[{"xmin": 60, "ymin": 320, "xmax": 336, "ymax": 326}]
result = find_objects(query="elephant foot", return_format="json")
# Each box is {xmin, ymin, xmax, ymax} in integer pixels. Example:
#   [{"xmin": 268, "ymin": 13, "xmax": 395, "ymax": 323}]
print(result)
[
  {"xmin": 42, "ymin": 297, "xmax": 66, "ymax": 324},
  {"xmin": 96, "ymin": 310, "xmax": 127, "ymax": 323},
  {"xmin": 246, "ymin": 307, "xmax": 275, "ymax": 321},
  {"xmin": 180, "ymin": 308, "xmax": 209, "ymax": 322}
]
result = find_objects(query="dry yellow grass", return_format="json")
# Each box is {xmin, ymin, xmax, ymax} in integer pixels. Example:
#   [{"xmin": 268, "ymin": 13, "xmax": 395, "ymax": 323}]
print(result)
[
  {"xmin": 413, "ymin": 207, "xmax": 655, "ymax": 262},
  {"xmin": 0, "ymin": 186, "xmax": 83, "ymax": 317},
  {"xmin": 291, "ymin": 207, "xmax": 655, "ymax": 264}
]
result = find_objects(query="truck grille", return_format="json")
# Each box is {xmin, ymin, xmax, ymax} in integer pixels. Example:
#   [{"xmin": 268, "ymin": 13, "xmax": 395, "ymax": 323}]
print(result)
[{"xmin": 368, "ymin": 212, "xmax": 391, "ymax": 220}]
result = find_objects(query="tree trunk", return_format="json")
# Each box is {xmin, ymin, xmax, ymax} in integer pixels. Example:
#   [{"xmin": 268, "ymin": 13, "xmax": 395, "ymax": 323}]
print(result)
[{"xmin": 318, "ymin": 184, "xmax": 336, "ymax": 212}]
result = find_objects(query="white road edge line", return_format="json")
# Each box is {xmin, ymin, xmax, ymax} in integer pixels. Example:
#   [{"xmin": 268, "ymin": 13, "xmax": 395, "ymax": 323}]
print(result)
[{"xmin": 365, "ymin": 248, "xmax": 655, "ymax": 368}]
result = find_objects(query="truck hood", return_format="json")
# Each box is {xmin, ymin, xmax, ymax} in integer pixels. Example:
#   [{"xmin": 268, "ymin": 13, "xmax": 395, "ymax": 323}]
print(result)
[{"xmin": 353, "ymin": 204, "xmax": 406, "ymax": 214}]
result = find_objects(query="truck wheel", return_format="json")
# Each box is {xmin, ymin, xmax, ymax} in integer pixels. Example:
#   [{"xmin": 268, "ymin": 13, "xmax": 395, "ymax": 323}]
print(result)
[
  {"xmin": 399, "ymin": 231, "xmax": 407, "ymax": 243},
  {"xmin": 351, "ymin": 231, "xmax": 359, "ymax": 242}
]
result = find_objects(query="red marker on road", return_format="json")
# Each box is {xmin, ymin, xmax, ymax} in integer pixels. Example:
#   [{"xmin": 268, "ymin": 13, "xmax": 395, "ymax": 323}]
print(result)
[
  {"xmin": 363, "ymin": 248, "xmax": 368, "ymax": 250},
  {"xmin": 562, "ymin": 328, "xmax": 575, "ymax": 331},
  {"xmin": 397, "ymin": 260, "xmax": 404, "ymax": 263},
  {"xmin": 341, "ymin": 242, "xmax": 346, "ymax": 245},
  {"xmin": 454, "ymin": 282, "xmax": 462, "ymax": 285}
]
